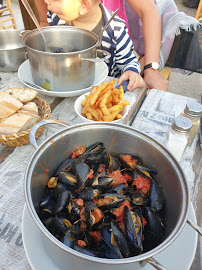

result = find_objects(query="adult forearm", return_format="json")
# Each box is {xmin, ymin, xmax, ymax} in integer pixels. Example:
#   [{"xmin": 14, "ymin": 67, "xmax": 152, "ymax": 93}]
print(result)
[{"xmin": 142, "ymin": 7, "xmax": 161, "ymax": 65}]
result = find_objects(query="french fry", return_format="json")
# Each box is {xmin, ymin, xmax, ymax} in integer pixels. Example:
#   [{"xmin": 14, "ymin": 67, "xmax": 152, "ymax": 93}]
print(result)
[
  {"xmin": 89, "ymin": 82, "xmax": 108, "ymax": 106},
  {"xmin": 81, "ymin": 100, "xmax": 87, "ymax": 106},
  {"xmin": 79, "ymin": 79, "xmax": 129, "ymax": 122},
  {"xmin": 86, "ymin": 112, "xmax": 93, "ymax": 120},
  {"xmin": 101, "ymin": 105, "xmax": 110, "ymax": 116},
  {"xmin": 115, "ymin": 114, "xmax": 123, "ymax": 119},
  {"xmin": 108, "ymin": 104, "xmax": 124, "ymax": 113},
  {"xmin": 100, "ymin": 90, "xmax": 112, "ymax": 108},
  {"xmin": 86, "ymin": 107, "xmax": 102, "ymax": 121},
  {"xmin": 103, "ymin": 114, "xmax": 114, "ymax": 121},
  {"xmin": 120, "ymin": 100, "xmax": 130, "ymax": 106},
  {"xmin": 119, "ymin": 85, "xmax": 124, "ymax": 100}
]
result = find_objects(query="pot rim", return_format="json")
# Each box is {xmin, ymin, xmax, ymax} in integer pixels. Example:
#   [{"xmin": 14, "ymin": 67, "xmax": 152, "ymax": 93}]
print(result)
[
  {"xmin": 0, "ymin": 29, "xmax": 25, "ymax": 51},
  {"xmin": 21, "ymin": 25, "xmax": 99, "ymax": 55},
  {"xmin": 24, "ymin": 122, "xmax": 190, "ymax": 264}
]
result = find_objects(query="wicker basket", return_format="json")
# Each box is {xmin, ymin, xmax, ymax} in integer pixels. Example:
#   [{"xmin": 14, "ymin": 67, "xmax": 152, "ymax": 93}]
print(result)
[{"xmin": 0, "ymin": 96, "xmax": 51, "ymax": 147}]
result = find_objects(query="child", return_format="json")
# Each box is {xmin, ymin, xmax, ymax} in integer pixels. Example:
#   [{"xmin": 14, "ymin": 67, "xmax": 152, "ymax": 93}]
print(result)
[{"xmin": 44, "ymin": 0, "xmax": 145, "ymax": 91}]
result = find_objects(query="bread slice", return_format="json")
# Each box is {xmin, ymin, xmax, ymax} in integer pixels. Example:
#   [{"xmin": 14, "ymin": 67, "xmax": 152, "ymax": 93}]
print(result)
[
  {"xmin": 20, "ymin": 102, "xmax": 39, "ymax": 115},
  {"xmin": 5, "ymin": 88, "xmax": 38, "ymax": 103},
  {"xmin": 0, "ymin": 112, "xmax": 41, "ymax": 135},
  {"xmin": 0, "ymin": 92, "xmax": 23, "ymax": 118}
]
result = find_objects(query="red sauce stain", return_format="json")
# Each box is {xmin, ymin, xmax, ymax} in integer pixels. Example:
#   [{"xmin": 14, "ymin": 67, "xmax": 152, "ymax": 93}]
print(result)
[{"xmin": 44, "ymin": 168, "xmax": 49, "ymax": 173}]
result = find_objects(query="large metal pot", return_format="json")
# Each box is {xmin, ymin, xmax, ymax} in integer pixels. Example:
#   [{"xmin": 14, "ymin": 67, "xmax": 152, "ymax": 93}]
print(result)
[
  {"xmin": 0, "ymin": 29, "xmax": 27, "ymax": 72},
  {"xmin": 21, "ymin": 26, "xmax": 110, "ymax": 92},
  {"xmin": 25, "ymin": 121, "xmax": 201, "ymax": 270}
]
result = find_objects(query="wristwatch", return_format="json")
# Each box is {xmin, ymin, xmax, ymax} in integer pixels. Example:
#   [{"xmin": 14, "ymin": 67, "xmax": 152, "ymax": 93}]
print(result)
[{"xmin": 144, "ymin": 62, "xmax": 159, "ymax": 71}]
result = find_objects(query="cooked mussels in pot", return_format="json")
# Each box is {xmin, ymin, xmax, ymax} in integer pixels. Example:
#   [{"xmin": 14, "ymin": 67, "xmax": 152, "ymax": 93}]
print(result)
[{"xmin": 38, "ymin": 142, "xmax": 165, "ymax": 259}]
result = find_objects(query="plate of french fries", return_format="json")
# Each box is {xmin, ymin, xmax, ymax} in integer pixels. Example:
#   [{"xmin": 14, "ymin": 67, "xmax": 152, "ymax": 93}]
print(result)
[{"xmin": 74, "ymin": 79, "xmax": 130, "ymax": 123}]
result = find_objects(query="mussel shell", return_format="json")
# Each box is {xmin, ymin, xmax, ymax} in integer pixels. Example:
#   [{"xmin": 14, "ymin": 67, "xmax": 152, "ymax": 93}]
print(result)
[
  {"xmin": 123, "ymin": 206, "xmax": 143, "ymax": 254},
  {"xmin": 40, "ymin": 189, "xmax": 55, "ymax": 208},
  {"xmin": 142, "ymin": 207, "xmax": 164, "ymax": 241},
  {"xmin": 54, "ymin": 158, "xmax": 75, "ymax": 175},
  {"xmin": 148, "ymin": 178, "xmax": 164, "ymax": 212},
  {"xmin": 73, "ymin": 244, "xmax": 100, "ymax": 257},
  {"xmin": 84, "ymin": 142, "xmax": 105, "ymax": 157},
  {"xmin": 55, "ymin": 190, "xmax": 70, "ymax": 214},
  {"xmin": 111, "ymin": 221, "xmax": 131, "ymax": 258},
  {"xmin": 75, "ymin": 163, "xmax": 90, "ymax": 189},
  {"xmin": 58, "ymin": 172, "xmax": 77, "ymax": 189},
  {"xmin": 100, "ymin": 226, "xmax": 123, "ymax": 259}
]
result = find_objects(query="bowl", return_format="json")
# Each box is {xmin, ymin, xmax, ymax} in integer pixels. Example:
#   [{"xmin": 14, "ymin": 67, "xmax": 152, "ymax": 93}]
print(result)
[
  {"xmin": 0, "ymin": 29, "xmax": 26, "ymax": 72},
  {"xmin": 74, "ymin": 92, "xmax": 129, "ymax": 123},
  {"xmin": 25, "ymin": 121, "xmax": 190, "ymax": 270}
]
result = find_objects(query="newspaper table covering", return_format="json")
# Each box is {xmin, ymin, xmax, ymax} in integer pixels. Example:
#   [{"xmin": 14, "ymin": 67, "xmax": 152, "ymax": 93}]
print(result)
[
  {"xmin": 131, "ymin": 89, "xmax": 201, "ymax": 200},
  {"xmin": 0, "ymin": 71, "xmax": 146, "ymax": 270}
]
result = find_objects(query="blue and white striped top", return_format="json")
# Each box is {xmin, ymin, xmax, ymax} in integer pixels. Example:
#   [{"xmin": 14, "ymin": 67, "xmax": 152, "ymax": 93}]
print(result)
[{"xmin": 47, "ymin": 3, "xmax": 141, "ymax": 78}]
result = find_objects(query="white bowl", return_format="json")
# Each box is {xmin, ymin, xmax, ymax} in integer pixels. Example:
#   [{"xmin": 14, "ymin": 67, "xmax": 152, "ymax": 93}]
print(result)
[{"xmin": 74, "ymin": 92, "xmax": 129, "ymax": 124}]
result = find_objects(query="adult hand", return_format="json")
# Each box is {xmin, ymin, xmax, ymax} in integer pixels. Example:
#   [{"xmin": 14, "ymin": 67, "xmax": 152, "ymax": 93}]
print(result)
[
  {"xmin": 117, "ymin": 70, "xmax": 145, "ymax": 91},
  {"xmin": 144, "ymin": 69, "xmax": 168, "ymax": 91}
]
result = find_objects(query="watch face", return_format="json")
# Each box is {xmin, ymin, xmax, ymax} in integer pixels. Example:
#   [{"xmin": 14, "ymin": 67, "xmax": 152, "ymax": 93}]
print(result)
[{"xmin": 152, "ymin": 62, "xmax": 159, "ymax": 70}]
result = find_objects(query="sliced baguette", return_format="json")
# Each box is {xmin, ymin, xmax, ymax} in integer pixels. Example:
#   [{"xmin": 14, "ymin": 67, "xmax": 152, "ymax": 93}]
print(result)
[
  {"xmin": 19, "ymin": 102, "xmax": 39, "ymax": 115},
  {"xmin": 0, "ymin": 92, "xmax": 23, "ymax": 118},
  {"xmin": 0, "ymin": 112, "xmax": 41, "ymax": 135},
  {"xmin": 5, "ymin": 88, "xmax": 38, "ymax": 103}
]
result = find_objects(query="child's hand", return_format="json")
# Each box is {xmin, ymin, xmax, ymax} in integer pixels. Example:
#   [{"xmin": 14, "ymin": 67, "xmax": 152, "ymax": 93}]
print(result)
[{"xmin": 117, "ymin": 70, "xmax": 145, "ymax": 91}]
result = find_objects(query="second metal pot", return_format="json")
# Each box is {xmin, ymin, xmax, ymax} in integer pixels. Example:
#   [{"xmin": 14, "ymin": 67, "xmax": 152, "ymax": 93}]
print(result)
[
  {"xmin": 0, "ymin": 29, "xmax": 27, "ymax": 72},
  {"xmin": 21, "ymin": 26, "xmax": 110, "ymax": 92}
]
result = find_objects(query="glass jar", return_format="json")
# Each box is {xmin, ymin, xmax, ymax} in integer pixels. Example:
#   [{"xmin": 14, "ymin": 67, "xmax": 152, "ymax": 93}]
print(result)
[
  {"xmin": 166, "ymin": 116, "xmax": 192, "ymax": 162},
  {"xmin": 182, "ymin": 101, "xmax": 202, "ymax": 145}
]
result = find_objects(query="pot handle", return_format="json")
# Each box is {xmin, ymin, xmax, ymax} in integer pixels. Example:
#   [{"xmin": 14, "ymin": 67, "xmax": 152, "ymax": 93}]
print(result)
[
  {"xmin": 19, "ymin": 29, "xmax": 31, "ymax": 39},
  {"xmin": 29, "ymin": 119, "xmax": 70, "ymax": 149},
  {"xmin": 187, "ymin": 218, "xmax": 202, "ymax": 236},
  {"xmin": 81, "ymin": 49, "xmax": 111, "ymax": 62},
  {"xmin": 140, "ymin": 257, "xmax": 167, "ymax": 270}
]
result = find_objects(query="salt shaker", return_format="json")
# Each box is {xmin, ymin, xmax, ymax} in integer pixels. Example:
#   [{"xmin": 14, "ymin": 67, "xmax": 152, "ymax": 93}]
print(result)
[
  {"xmin": 182, "ymin": 101, "xmax": 202, "ymax": 145},
  {"xmin": 166, "ymin": 116, "xmax": 192, "ymax": 162}
]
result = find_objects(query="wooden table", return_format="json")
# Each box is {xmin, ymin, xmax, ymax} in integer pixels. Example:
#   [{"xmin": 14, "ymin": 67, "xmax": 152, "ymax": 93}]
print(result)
[{"xmin": 0, "ymin": 71, "xmax": 201, "ymax": 270}]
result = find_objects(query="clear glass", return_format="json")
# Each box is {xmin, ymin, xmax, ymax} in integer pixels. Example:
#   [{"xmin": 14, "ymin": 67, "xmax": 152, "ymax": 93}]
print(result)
[
  {"xmin": 182, "ymin": 112, "xmax": 200, "ymax": 145},
  {"xmin": 166, "ymin": 126, "xmax": 189, "ymax": 162}
]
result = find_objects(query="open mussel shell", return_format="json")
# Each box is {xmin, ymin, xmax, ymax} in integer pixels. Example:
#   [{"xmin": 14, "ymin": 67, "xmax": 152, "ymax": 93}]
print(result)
[
  {"xmin": 100, "ymin": 226, "xmax": 123, "ymax": 259},
  {"xmin": 58, "ymin": 171, "xmax": 77, "ymax": 189},
  {"xmin": 111, "ymin": 221, "xmax": 131, "ymax": 258},
  {"xmin": 123, "ymin": 206, "xmax": 143, "ymax": 254}
]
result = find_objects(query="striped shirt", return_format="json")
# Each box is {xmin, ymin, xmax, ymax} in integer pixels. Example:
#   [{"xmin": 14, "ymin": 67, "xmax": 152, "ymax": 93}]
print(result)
[{"xmin": 47, "ymin": 3, "xmax": 141, "ymax": 78}]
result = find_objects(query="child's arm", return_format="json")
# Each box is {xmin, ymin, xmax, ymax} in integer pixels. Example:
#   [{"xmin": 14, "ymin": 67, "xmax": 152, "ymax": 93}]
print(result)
[{"xmin": 115, "ymin": 25, "xmax": 145, "ymax": 90}]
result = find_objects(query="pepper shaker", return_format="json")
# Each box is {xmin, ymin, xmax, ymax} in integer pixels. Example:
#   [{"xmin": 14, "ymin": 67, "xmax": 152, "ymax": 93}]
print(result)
[
  {"xmin": 182, "ymin": 101, "xmax": 202, "ymax": 145},
  {"xmin": 166, "ymin": 116, "xmax": 192, "ymax": 162}
]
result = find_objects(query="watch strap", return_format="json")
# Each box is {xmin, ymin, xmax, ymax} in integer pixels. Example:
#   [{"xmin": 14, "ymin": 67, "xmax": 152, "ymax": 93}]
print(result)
[{"xmin": 144, "ymin": 63, "xmax": 152, "ymax": 70}]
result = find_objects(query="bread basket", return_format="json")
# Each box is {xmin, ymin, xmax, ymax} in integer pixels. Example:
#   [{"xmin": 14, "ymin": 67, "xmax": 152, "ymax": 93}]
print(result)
[{"xmin": 0, "ymin": 96, "xmax": 51, "ymax": 147}]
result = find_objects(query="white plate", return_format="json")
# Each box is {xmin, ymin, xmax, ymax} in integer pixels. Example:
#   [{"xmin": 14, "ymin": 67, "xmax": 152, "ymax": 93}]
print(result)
[
  {"xmin": 18, "ymin": 60, "xmax": 108, "ymax": 98},
  {"xmin": 22, "ymin": 203, "xmax": 198, "ymax": 270}
]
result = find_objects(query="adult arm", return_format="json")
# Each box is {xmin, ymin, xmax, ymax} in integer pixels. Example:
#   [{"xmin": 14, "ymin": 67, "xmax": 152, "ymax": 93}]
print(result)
[
  {"xmin": 35, "ymin": 0, "xmax": 49, "ymax": 27},
  {"xmin": 126, "ymin": 0, "xmax": 168, "ymax": 91}
]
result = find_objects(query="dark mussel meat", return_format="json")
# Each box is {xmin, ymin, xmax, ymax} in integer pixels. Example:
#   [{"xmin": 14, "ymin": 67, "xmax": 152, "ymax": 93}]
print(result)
[{"xmin": 38, "ymin": 142, "xmax": 165, "ymax": 260}]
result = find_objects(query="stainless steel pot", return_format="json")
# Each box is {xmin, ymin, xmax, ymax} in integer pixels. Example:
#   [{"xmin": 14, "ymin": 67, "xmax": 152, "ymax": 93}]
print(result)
[
  {"xmin": 21, "ymin": 26, "xmax": 110, "ymax": 92},
  {"xmin": 0, "ymin": 29, "xmax": 27, "ymax": 72},
  {"xmin": 25, "ymin": 120, "xmax": 201, "ymax": 270}
]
